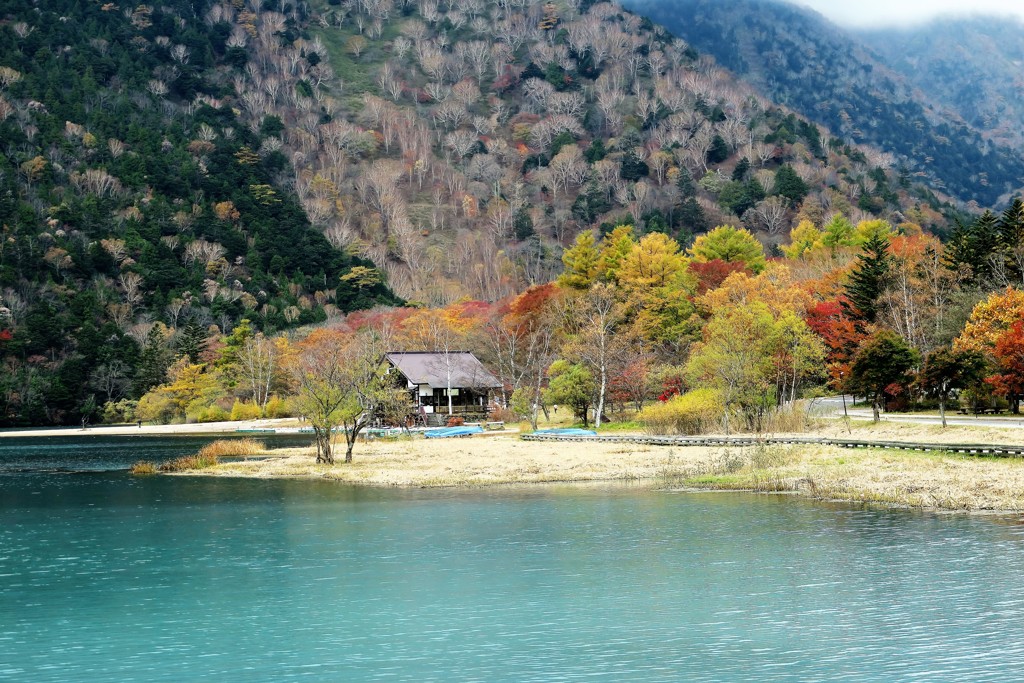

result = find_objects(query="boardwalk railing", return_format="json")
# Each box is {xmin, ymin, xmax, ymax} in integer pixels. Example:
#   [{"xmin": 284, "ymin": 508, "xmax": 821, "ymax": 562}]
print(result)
[{"xmin": 520, "ymin": 433, "xmax": 1024, "ymax": 457}]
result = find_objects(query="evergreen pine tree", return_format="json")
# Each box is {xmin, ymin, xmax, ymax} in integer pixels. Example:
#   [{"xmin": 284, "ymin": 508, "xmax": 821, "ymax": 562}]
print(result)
[
  {"xmin": 969, "ymin": 210, "xmax": 1000, "ymax": 282},
  {"xmin": 133, "ymin": 327, "xmax": 174, "ymax": 397},
  {"xmin": 678, "ymin": 196, "xmax": 709, "ymax": 235},
  {"xmin": 773, "ymin": 164, "xmax": 809, "ymax": 203},
  {"xmin": 843, "ymin": 232, "xmax": 892, "ymax": 324},
  {"xmin": 943, "ymin": 218, "xmax": 975, "ymax": 278},
  {"xmin": 176, "ymin": 320, "xmax": 208, "ymax": 364},
  {"xmin": 731, "ymin": 157, "xmax": 750, "ymax": 181},
  {"xmin": 676, "ymin": 166, "xmax": 696, "ymax": 197},
  {"xmin": 707, "ymin": 134, "xmax": 730, "ymax": 164},
  {"xmin": 998, "ymin": 198, "xmax": 1024, "ymax": 282}
]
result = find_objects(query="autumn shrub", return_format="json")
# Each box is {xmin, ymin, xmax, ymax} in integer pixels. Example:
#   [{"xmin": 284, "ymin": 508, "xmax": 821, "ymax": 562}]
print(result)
[
  {"xmin": 230, "ymin": 399, "xmax": 263, "ymax": 421},
  {"xmin": 102, "ymin": 399, "xmax": 138, "ymax": 424},
  {"xmin": 135, "ymin": 391, "xmax": 177, "ymax": 424},
  {"xmin": 188, "ymin": 404, "xmax": 230, "ymax": 423},
  {"xmin": 639, "ymin": 388, "xmax": 724, "ymax": 435},
  {"xmin": 264, "ymin": 395, "xmax": 293, "ymax": 418},
  {"xmin": 488, "ymin": 405, "xmax": 518, "ymax": 423},
  {"xmin": 446, "ymin": 416, "xmax": 465, "ymax": 427}
]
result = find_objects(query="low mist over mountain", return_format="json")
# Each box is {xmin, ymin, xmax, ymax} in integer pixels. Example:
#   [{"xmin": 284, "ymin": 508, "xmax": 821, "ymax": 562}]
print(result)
[
  {"xmin": 857, "ymin": 15, "xmax": 1024, "ymax": 152},
  {"xmin": 624, "ymin": 0, "xmax": 1024, "ymax": 207}
]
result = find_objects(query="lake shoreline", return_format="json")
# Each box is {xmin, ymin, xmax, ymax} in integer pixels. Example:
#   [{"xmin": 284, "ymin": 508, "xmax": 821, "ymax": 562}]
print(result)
[
  {"xmin": 0, "ymin": 418, "xmax": 301, "ymax": 439},
  {"xmin": 171, "ymin": 421, "xmax": 1024, "ymax": 512}
]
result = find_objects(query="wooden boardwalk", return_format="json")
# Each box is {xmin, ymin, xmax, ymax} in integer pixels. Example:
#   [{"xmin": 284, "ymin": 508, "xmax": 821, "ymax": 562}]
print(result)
[{"xmin": 520, "ymin": 433, "xmax": 1024, "ymax": 457}]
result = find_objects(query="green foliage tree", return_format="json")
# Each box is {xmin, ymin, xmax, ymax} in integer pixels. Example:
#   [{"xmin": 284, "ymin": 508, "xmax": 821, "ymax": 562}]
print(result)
[
  {"xmin": 918, "ymin": 347, "xmax": 988, "ymax": 427},
  {"xmin": 688, "ymin": 225, "xmax": 767, "ymax": 273},
  {"xmin": 685, "ymin": 302, "xmax": 775, "ymax": 433},
  {"xmin": 822, "ymin": 214, "xmax": 857, "ymax": 252},
  {"xmin": 292, "ymin": 329, "xmax": 405, "ymax": 464},
  {"xmin": 848, "ymin": 330, "xmax": 918, "ymax": 422},
  {"xmin": 544, "ymin": 360, "xmax": 596, "ymax": 426}
]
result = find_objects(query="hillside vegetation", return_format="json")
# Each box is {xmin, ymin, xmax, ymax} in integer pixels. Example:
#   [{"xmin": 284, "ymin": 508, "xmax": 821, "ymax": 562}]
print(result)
[
  {"xmin": 0, "ymin": 0, "xmax": 398, "ymax": 425},
  {"xmin": 209, "ymin": 0, "xmax": 959, "ymax": 309},
  {"xmin": 0, "ymin": 0, "xmax": 979, "ymax": 425}
]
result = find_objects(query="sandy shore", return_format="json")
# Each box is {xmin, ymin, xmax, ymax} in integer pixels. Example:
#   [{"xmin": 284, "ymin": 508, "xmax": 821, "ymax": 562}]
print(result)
[
  {"xmin": 9, "ymin": 415, "xmax": 1024, "ymax": 511},
  {"xmin": 0, "ymin": 418, "xmax": 301, "ymax": 438},
  {"xmin": 179, "ymin": 421, "xmax": 1024, "ymax": 511}
]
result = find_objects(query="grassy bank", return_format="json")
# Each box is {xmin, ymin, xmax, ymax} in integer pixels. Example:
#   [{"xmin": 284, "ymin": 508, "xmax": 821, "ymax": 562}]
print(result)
[{"xmin": 165, "ymin": 424, "xmax": 1024, "ymax": 511}]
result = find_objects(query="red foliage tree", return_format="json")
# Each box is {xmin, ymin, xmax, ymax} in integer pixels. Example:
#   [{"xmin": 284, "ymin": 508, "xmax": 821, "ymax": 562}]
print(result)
[
  {"xmin": 687, "ymin": 259, "xmax": 749, "ymax": 294},
  {"xmin": 607, "ymin": 358, "xmax": 650, "ymax": 412},
  {"xmin": 987, "ymin": 321, "xmax": 1024, "ymax": 414},
  {"xmin": 805, "ymin": 297, "xmax": 866, "ymax": 388}
]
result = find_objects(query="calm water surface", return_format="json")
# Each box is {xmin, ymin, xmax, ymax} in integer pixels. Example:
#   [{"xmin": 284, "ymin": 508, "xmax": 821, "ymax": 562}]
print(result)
[{"xmin": 3, "ymin": 437, "xmax": 1024, "ymax": 681}]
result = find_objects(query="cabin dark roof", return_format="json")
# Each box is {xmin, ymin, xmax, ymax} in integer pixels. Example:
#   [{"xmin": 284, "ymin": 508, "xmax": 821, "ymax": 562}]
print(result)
[{"xmin": 385, "ymin": 351, "xmax": 502, "ymax": 389}]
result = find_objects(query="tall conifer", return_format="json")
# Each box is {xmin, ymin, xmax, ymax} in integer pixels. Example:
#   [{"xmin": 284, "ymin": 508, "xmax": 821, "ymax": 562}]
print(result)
[{"xmin": 843, "ymin": 232, "xmax": 891, "ymax": 324}]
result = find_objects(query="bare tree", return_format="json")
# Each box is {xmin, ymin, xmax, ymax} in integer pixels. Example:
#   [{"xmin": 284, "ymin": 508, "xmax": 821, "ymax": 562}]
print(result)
[
  {"xmin": 752, "ymin": 196, "xmax": 789, "ymax": 235},
  {"xmin": 238, "ymin": 333, "xmax": 280, "ymax": 410}
]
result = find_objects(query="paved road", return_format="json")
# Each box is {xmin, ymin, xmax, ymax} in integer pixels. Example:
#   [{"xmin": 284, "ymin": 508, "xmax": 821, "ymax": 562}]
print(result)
[{"xmin": 810, "ymin": 396, "xmax": 1024, "ymax": 429}]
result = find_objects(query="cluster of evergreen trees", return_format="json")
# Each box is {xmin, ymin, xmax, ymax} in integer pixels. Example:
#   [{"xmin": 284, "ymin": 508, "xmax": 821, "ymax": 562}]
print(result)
[{"xmin": 0, "ymin": 0, "xmax": 397, "ymax": 425}]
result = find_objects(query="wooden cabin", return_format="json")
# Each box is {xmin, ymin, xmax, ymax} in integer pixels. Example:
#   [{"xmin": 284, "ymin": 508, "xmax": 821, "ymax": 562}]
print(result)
[{"xmin": 384, "ymin": 351, "xmax": 503, "ymax": 422}]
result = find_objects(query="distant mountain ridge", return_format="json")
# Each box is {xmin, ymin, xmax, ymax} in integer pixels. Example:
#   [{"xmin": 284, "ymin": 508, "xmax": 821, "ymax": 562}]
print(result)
[
  {"xmin": 623, "ymin": 0, "xmax": 1024, "ymax": 207},
  {"xmin": 857, "ymin": 15, "xmax": 1024, "ymax": 152}
]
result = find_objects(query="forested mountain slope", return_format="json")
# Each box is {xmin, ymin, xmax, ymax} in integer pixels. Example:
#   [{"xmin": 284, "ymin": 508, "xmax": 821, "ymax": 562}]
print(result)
[
  {"xmin": 0, "ymin": 0, "xmax": 398, "ymax": 425},
  {"xmin": 858, "ymin": 16, "xmax": 1024, "ymax": 151},
  {"xmin": 0, "ymin": 0, "xmax": 963, "ymax": 425},
  {"xmin": 224, "ymin": 0, "xmax": 953, "ymax": 307},
  {"xmin": 623, "ymin": 0, "xmax": 1024, "ymax": 207}
]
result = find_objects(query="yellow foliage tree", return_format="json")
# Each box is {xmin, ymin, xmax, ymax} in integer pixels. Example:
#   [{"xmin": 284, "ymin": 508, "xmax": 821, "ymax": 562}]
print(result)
[
  {"xmin": 617, "ymin": 232, "xmax": 689, "ymax": 293},
  {"xmin": 558, "ymin": 231, "xmax": 600, "ymax": 290},
  {"xmin": 782, "ymin": 219, "xmax": 823, "ymax": 260},
  {"xmin": 700, "ymin": 263, "xmax": 813, "ymax": 318},
  {"xmin": 214, "ymin": 200, "xmax": 240, "ymax": 222},
  {"xmin": 954, "ymin": 287, "xmax": 1024, "ymax": 353},
  {"xmin": 596, "ymin": 225, "xmax": 637, "ymax": 283}
]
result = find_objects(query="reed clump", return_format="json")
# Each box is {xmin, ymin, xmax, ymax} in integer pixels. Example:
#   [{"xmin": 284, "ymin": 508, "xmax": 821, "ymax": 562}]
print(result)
[
  {"xmin": 158, "ymin": 439, "xmax": 265, "ymax": 472},
  {"xmin": 759, "ymin": 402, "xmax": 818, "ymax": 433},
  {"xmin": 129, "ymin": 461, "xmax": 157, "ymax": 475},
  {"xmin": 196, "ymin": 438, "xmax": 265, "ymax": 459},
  {"xmin": 159, "ymin": 453, "xmax": 219, "ymax": 471}
]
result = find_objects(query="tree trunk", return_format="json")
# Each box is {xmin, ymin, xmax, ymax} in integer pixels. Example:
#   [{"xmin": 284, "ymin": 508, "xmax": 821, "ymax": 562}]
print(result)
[
  {"xmin": 316, "ymin": 427, "xmax": 334, "ymax": 464},
  {"xmin": 345, "ymin": 421, "xmax": 365, "ymax": 463},
  {"xmin": 872, "ymin": 396, "xmax": 881, "ymax": 423},
  {"xmin": 594, "ymin": 367, "xmax": 607, "ymax": 428},
  {"xmin": 939, "ymin": 395, "xmax": 947, "ymax": 428},
  {"xmin": 530, "ymin": 374, "xmax": 543, "ymax": 430}
]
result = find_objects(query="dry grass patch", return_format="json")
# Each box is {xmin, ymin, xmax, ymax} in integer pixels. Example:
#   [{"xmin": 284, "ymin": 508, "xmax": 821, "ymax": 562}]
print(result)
[
  {"xmin": 129, "ymin": 461, "xmax": 157, "ymax": 475},
  {"xmin": 197, "ymin": 435, "xmax": 713, "ymax": 487},
  {"xmin": 175, "ymin": 430, "xmax": 1024, "ymax": 511},
  {"xmin": 197, "ymin": 438, "xmax": 265, "ymax": 458},
  {"xmin": 157, "ymin": 438, "xmax": 267, "ymax": 473}
]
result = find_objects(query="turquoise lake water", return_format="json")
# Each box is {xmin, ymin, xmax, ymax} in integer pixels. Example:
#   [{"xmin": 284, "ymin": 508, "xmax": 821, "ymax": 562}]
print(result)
[{"xmin": 3, "ymin": 437, "xmax": 1024, "ymax": 681}]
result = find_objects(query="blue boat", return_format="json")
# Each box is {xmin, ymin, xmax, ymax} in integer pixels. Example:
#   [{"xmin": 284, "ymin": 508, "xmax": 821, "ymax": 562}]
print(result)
[{"xmin": 423, "ymin": 426, "xmax": 484, "ymax": 438}]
